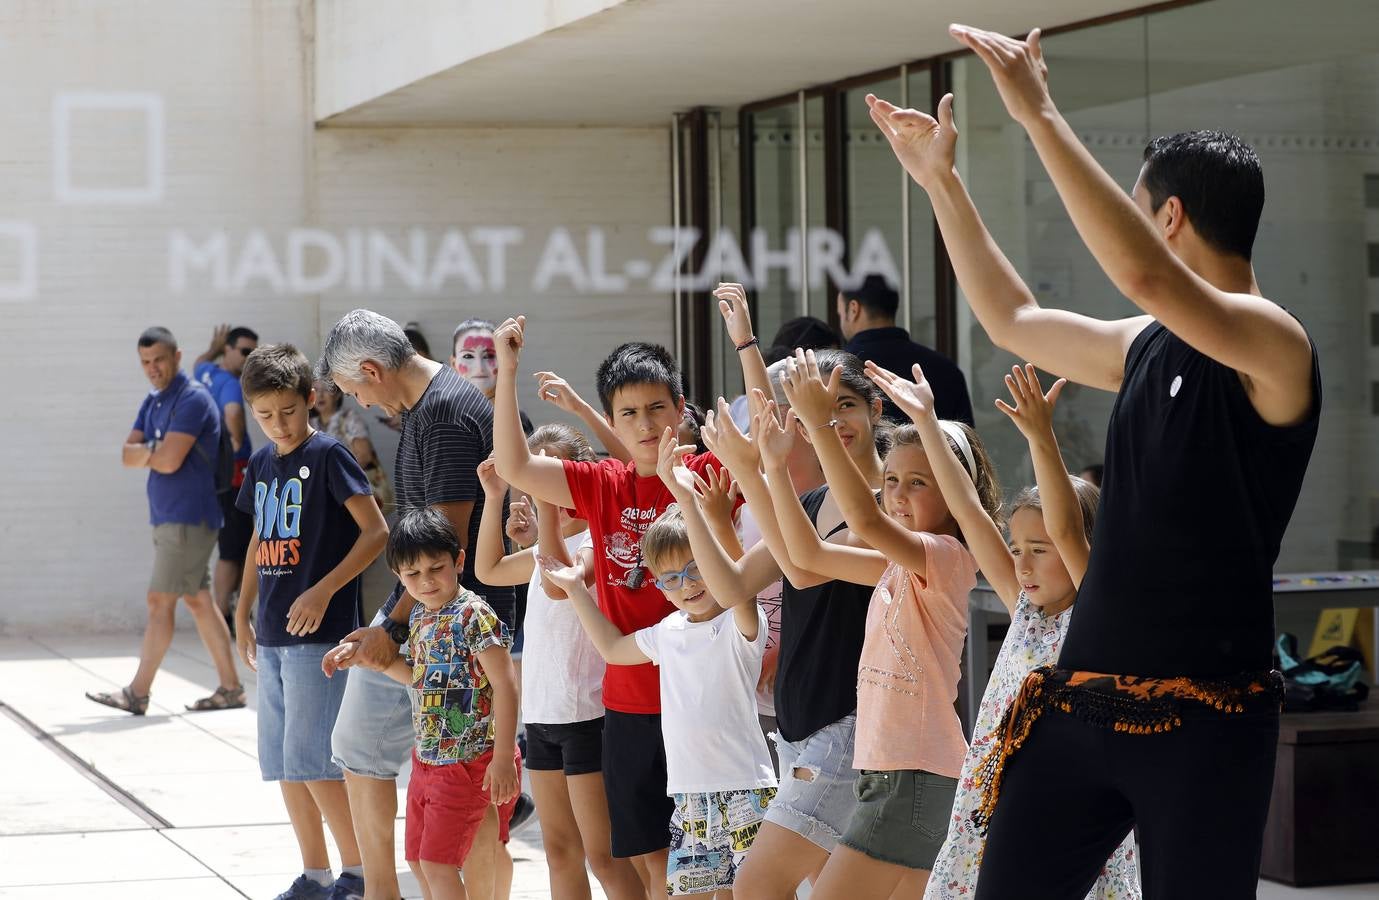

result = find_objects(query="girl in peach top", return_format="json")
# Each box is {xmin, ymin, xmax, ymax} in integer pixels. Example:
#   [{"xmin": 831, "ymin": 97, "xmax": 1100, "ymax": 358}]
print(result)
[{"xmin": 758, "ymin": 348, "xmax": 1003, "ymax": 899}]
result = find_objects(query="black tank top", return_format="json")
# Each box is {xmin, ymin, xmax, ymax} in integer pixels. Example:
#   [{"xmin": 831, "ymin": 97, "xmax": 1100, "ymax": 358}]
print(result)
[
  {"xmin": 1059, "ymin": 320, "xmax": 1320, "ymax": 677},
  {"xmin": 773, "ymin": 485, "xmax": 873, "ymax": 742}
]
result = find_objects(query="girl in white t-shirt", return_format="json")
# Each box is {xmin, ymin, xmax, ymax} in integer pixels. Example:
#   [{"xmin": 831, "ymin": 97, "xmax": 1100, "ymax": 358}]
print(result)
[
  {"xmin": 476, "ymin": 424, "xmax": 646, "ymax": 900},
  {"xmin": 542, "ymin": 429, "xmax": 776, "ymax": 899}
]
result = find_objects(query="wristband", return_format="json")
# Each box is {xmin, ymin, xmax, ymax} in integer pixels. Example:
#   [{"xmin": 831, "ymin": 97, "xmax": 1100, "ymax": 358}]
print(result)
[{"xmin": 735, "ymin": 336, "xmax": 760, "ymax": 352}]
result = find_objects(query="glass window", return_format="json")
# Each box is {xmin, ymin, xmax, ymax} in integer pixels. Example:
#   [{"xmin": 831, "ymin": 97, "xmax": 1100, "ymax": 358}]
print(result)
[
  {"xmin": 839, "ymin": 75, "xmax": 905, "ymax": 339},
  {"xmin": 906, "ymin": 66, "xmax": 938, "ymax": 349},
  {"xmin": 747, "ymin": 100, "xmax": 801, "ymax": 351}
]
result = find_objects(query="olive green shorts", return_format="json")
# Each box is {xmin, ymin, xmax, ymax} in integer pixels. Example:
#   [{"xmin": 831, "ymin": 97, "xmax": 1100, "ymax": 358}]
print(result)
[
  {"xmin": 839, "ymin": 768, "xmax": 959, "ymax": 870},
  {"xmin": 149, "ymin": 523, "xmax": 216, "ymax": 596}
]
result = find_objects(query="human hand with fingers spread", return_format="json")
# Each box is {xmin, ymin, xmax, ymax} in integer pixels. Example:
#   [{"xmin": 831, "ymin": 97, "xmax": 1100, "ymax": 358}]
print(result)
[
  {"xmin": 713, "ymin": 282, "xmax": 756, "ymax": 347},
  {"xmin": 700, "ymin": 398, "xmax": 760, "ymax": 478},
  {"xmin": 865, "ymin": 92, "xmax": 959, "ymax": 191},
  {"xmin": 949, "ymin": 24, "xmax": 1053, "ymax": 127},
  {"xmin": 755, "ymin": 401, "xmax": 799, "ymax": 473},
  {"xmin": 655, "ymin": 427, "xmax": 700, "ymax": 502},
  {"xmin": 778, "ymin": 350, "xmax": 839, "ymax": 432},
  {"xmin": 538, "ymin": 554, "xmax": 588, "ymax": 600},
  {"xmin": 695, "ymin": 463, "xmax": 740, "ymax": 526},
  {"xmin": 995, "ymin": 363, "xmax": 1066, "ymax": 443},
  {"xmin": 866, "ymin": 360, "xmax": 937, "ymax": 425},
  {"xmin": 492, "ymin": 316, "xmax": 526, "ymax": 374}
]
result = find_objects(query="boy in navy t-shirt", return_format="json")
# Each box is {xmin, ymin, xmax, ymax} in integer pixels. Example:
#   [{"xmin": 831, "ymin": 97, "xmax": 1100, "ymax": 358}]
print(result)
[{"xmin": 233, "ymin": 344, "xmax": 389, "ymax": 900}]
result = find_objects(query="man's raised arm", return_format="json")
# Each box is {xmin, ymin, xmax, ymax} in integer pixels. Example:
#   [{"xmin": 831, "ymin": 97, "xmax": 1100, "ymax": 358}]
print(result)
[
  {"xmin": 950, "ymin": 24, "xmax": 1312, "ymax": 423},
  {"xmin": 491, "ymin": 316, "xmax": 575, "ymax": 508},
  {"xmin": 867, "ymin": 92, "xmax": 1148, "ymax": 393}
]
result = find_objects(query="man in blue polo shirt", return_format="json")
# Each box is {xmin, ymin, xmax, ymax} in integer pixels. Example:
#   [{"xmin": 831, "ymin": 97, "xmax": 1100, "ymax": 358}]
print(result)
[
  {"xmin": 193, "ymin": 324, "xmax": 259, "ymax": 627},
  {"xmin": 86, "ymin": 327, "xmax": 244, "ymax": 715}
]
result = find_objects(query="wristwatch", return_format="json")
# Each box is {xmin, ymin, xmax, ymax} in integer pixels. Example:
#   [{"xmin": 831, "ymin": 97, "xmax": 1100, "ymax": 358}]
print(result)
[{"xmin": 384, "ymin": 619, "xmax": 410, "ymax": 645}]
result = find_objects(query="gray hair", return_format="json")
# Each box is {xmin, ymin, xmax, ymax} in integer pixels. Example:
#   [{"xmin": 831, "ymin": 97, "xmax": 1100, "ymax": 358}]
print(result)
[
  {"xmin": 451, "ymin": 317, "xmax": 496, "ymax": 352},
  {"xmin": 317, "ymin": 309, "xmax": 414, "ymax": 382}
]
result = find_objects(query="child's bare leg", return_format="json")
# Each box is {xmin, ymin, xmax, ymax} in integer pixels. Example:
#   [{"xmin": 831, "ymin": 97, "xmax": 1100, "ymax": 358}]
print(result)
[
  {"xmin": 420, "ymin": 859, "xmax": 469, "ymax": 900},
  {"xmin": 306, "ymin": 779, "xmax": 362, "ymax": 868},
  {"xmin": 565, "ymin": 772, "xmax": 645, "ymax": 899},
  {"xmin": 631, "ymin": 849, "xmax": 670, "ymax": 900},
  {"xmin": 462, "ymin": 806, "xmax": 501, "ymax": 898},
  {"xmin": 280, "ymin": 782, "xmax": 330, "ymax": 871},
  {"xmin": 409, "ymin": 859, "xmax": 434, "ymax": 900},
  {"xmin": 495, "ymin": 837, "xmax": 513, "ymax": 900},
  {"xmin": 809, "ymin": 845, "xmax": 911, "ymax": 900}
]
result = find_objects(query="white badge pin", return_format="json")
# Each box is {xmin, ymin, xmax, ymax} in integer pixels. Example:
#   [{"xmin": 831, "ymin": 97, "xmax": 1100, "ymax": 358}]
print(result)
[
  {"xmin": 1169, "ymin": 375, "xmax": 1183, "ymax": 398},
  {"xmin": 299, "ymin": 466, "xmax": 310, "ymax": 479}
]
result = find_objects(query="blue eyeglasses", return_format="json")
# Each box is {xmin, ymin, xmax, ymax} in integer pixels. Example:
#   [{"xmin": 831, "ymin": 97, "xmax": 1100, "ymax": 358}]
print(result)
[{"xmin": 653, "ymin": 560, "xmax": 701, "ymax": 591}]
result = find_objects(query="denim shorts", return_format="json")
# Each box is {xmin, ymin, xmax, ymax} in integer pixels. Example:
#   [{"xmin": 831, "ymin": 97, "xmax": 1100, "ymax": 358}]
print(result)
[
  {"xmin": 330, "ymin": 664, "xmax": 414, "ymax": 780},
  {"xmin": 764, "ymin": 713, "xmax": 860, "ymax": 852},
  {"xmin": 839, "ymin": 768, "xmax": 958, "ymax": 870},
  {"xmin": 257, "ymin": 642, "xmax": 348, "ymax": 782}
]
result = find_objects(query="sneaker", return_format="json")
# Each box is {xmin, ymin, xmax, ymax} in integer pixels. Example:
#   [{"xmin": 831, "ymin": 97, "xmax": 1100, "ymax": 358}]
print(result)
[
  {"xmin": 328, "ymin": 872, "xmax": 364, "ymax": 900},
  {"xmin": 508, "ymin": 792, "xmax": 537, "ymax": 835},
  {"xmin": 273, "ymin": 875, "xmax": 332, "ymax": 900}
]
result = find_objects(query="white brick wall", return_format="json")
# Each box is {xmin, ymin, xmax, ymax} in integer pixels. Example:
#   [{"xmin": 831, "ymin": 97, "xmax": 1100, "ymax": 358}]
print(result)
[{"xmin": 0, "ymin": 2, "xmax": 669, "ymax": 633}]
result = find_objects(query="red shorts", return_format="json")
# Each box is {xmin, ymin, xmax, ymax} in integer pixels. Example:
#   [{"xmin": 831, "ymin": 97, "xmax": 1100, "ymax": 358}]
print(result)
[{"xmin": 405, "ymin": 748, "xmax": 522, "ymax": 866}]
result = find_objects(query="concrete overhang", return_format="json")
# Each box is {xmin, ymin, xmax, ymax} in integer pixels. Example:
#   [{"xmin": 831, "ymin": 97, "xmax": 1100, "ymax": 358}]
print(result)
[{"xmin": 314, "ymin": 0, "xmax": 1154, "ymax": 127}]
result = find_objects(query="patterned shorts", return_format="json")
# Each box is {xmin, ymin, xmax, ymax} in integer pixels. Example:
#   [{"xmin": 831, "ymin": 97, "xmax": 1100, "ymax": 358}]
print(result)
[{"xmin": 666, "ymin": 787, "xmax": 776, "ymax": 896}]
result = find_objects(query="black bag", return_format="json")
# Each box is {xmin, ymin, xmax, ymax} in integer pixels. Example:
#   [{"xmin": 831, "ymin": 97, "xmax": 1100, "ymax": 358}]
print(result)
[
  {"xmin": 172, "ymin": 381, "xmax": 235, "ymax": 496},
  {"xmin": 1275, "ymin": 633, "xmax": 1370, "ymax": 712}
]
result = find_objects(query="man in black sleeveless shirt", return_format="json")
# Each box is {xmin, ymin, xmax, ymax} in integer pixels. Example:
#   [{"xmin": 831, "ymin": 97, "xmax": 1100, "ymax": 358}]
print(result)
[{"xmin": 869, "ymin": 24, "xmax": 1319, "ymax": 900}]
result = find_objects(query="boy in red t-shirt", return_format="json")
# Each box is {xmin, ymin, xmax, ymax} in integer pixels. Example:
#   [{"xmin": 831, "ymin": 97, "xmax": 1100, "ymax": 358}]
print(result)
[{"xmin": 492, "ymin": 303, "xmax": 767, "ymax": 897}]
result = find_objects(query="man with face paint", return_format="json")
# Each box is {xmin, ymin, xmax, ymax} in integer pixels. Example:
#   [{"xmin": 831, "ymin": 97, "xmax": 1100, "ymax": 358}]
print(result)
[{"xmin": 452, "ymin": 319, "xmax": 535, "ymax": 437}]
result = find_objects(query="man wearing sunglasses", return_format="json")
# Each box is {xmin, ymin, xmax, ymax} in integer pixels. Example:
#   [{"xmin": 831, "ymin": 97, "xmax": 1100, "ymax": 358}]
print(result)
[{"xmin": 194, "ymin": 323, "xmax": 259, "ymax": 627}]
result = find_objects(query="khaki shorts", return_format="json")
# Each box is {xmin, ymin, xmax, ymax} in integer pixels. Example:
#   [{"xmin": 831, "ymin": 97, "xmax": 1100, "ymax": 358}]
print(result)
[{"xmin": 149, "ymin": 523, "xmax": 216, "ymax": 596}]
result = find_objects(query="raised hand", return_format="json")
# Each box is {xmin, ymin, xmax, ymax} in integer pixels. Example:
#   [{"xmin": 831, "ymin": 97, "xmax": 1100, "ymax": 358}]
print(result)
[
  {"xmin": 865, "ymin": 92, "xmax": 958, "ymax": 191},
  {"xmin": 207, "ymin": 323, "xmax": 230, "ymax": 358},
  {"xmin": 994, "ymin": 363, "xmax": 1066, "ymax": 441},
  {"xmin": 538, "ymin": 554, "xmax": 587, "ymax": 597},
  {"xmin": 505, "ymin": 497, "xmax": 536, "ymax": 547},
  {"xmin": 866, "ymin": 360, "xmax": 937, "ymax": 425},
  {"xmin": 713, "ymin": 282, "xmax": 755, "ymax": 346},
  {"xmin": 778, "ymin": 349, "xmax": 839, "ymax": 431},
  {"xmin": 655, "ymin": 426, "xmax": 700, "ymax": 501},
  {"xmin": 700, "ymin": 398, "xmax": 759, "ymax": 477},
  {"xmin": 477, "ymin": 456, "xmax": 507, "ymax": 498},
  {"xmin": 695, "ymin": 463, "xmax": 740, "ymax": 525},
  {"xmin": 755, "ymin": 401, "xmax": 799, "ymax": 472},
  {"xmin": 949, "ymin": 24, "xmax": 1052, "ymax": 127},
  {"xmin": 534, "ymin": 371, "xmax": 583, "ymax": 413},
  {"xmin": 492, "ymin": 316, "xmax": 526, "ymax": 374}
]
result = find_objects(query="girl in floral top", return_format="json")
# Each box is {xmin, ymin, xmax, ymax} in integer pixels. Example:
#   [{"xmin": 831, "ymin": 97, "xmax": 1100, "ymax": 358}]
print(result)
[{"xmin": 878, "ymin": 363, "xmax": 1139, "ymax": 900}]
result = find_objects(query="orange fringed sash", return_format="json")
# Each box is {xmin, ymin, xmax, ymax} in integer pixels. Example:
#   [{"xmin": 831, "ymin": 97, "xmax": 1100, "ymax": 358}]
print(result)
[{"xmin": 970, "ymin": 666, "xmax": 1282, "ymax": 832}]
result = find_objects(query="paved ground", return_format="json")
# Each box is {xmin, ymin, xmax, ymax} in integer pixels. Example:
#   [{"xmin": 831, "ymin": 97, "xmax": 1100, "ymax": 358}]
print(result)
[{"xmin": 0, "ymin": 630, "xmax": 1374, "ymax": 899}]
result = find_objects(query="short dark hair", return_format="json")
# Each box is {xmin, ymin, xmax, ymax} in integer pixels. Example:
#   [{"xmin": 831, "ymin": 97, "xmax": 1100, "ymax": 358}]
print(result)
[
  {"xmin": 226, "ymin": 326, "xmax": 258, "ymax": 348},
  {"xmin": 841, "ymin": 274, "xmax": 900, "ymax": 321},
  {"xmin": 403, "ymin": 324, "xmax": 433, "ymax": 361},
  {"xmin": 1141, "ymin": 130, "xmax": 1263, "ymax": 261},
  {"xmin": 240, "ymin": 344, "xmax": 314, "ymax": 401},
  {"xmin": 771, "ymin": 316, "xmax": 840, "ymax": 352},
  {"xmin": 595, "ymin": 342, "xmax": 683, "ymax": 416},
  {"xmin": 138, "ymin": 326, "xmax": 177, "ymax": 351},
  {"xmin": 387, "ymin": 507, "xmax": 461, "ymax": 573}
]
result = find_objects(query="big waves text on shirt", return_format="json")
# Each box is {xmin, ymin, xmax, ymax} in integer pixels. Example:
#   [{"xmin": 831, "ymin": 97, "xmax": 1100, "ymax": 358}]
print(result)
[{"xmin": 254, "ymin": 476, "xmax": 304, "ymax": 569}]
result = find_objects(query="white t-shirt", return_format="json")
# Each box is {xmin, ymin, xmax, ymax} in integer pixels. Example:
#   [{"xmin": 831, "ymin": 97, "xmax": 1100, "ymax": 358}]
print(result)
[
  {"xmin": 634, "ymin": 605, "xmax": 777, "ymax": 794},
  {"xmin": 520, "ymin": 531, "xmax": 606, "ymax": 725},
  {"xmin": 738, "ymin": 507, "xmax": 783, "ymax": 718}
]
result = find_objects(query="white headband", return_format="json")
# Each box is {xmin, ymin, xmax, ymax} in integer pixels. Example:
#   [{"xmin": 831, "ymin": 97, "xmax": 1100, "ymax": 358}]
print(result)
[{"xmin": 939, "ymin": 420, "xmax": 978, "ymax": 484}]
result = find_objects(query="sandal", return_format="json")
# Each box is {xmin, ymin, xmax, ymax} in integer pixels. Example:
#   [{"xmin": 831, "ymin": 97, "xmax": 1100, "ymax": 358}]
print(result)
[
  {"xmin": 185, "ymin": 684, "xmax": 246, "ymax": 712},
  {"xmin": 85, "ymin": 686, "xmax": 149, "ymax": 716}
]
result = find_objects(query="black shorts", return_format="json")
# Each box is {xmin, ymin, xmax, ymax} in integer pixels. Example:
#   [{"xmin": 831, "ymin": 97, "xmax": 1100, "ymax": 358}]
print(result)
[
  {"xmin": 217, "ymin": 490, "xmax": 254, "ymax": 564},
  {"xmin": 602, "ymin": 709, "xmax": 674, "ymax": 858},
  {"xmin": 526, "ymin": 718, "xmax": 604, "ymax": 776}
]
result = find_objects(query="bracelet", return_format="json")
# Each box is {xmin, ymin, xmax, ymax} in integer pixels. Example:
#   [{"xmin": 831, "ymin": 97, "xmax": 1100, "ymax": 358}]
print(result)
[
  {"xmin": 735, "ymin": 336, "xmax": 759, "ymax": 352},
  {"xmin": 816, "ymin": 418, "xmax": 839, "ymax": 430}
]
